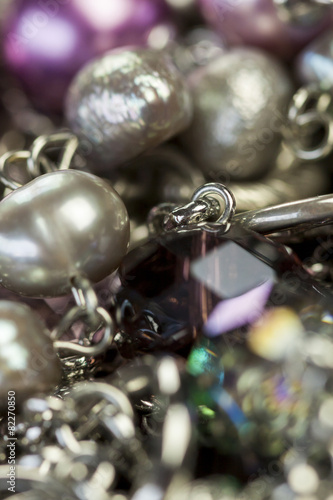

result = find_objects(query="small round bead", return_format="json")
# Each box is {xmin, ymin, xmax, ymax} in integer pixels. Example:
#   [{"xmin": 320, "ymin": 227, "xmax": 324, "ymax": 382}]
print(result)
[
  {"xmin": 0, "ymin": 170, "xmax": 130, "ymax": 297},
  {"xmin": 0, "ymin": 301, "xmax": 62, "ymax": 405},
  {"xmin": 180, "ymin": 49, "xmax": 293, "ymax": 181},
  {"xmin": 66, "ymin": 47, "xmax": 193, "ymax": 166}
]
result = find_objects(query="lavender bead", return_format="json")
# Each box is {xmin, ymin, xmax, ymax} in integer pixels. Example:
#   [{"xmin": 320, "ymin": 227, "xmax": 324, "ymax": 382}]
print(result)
[
  {"xmin": 2, "ymin": 0, "xmax": 174, "ymax": 112},
  {"xmin": 198, "ymin": 0, "xmax": 333, "ymax": 60},
  {"xmin": 296, "ymin": 30, "xmax": 333, "ymax": 88},
  {"xmin": 66, "ymin": 47, "xmax": 193, "ymax": 167}
]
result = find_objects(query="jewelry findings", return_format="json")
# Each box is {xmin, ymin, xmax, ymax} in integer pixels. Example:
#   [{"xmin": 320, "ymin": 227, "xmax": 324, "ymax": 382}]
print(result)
[{"xmin": 1, "ymin": 6, "xmax": 333, "ymax": 498}]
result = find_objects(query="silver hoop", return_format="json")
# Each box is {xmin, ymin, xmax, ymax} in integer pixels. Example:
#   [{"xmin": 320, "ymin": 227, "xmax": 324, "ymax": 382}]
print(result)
[
  {"xmin": 283, "ymin": 85, "xmax": 333, "ymax": 161},
  {"xmin": 191, "ymin": 182, "xmax": 236, "ymax": 226}
]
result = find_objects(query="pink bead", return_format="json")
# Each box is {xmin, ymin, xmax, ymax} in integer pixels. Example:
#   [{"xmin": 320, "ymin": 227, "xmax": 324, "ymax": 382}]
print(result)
[
  {"xmin": 198, "ymin": 0, "xmax": 333, "ymax": 60},
  {"xmin": 2, "ymin": 0, "xmax": 175, "ymax": 112}
]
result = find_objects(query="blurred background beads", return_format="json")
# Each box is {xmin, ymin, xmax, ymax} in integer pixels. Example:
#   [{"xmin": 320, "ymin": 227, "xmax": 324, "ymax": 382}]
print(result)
[
  {"xmin": 2, "ymin": 0, "xmax": 176, "ymax": 113},
  {"xmin": 197, "ymin": 0, "xmax": 333, "ymax": 60},
  {"xmin": 180, "ymin": 48, "xmax": 293, "ymax": 181},
  {"xmin": 296, "ymin": 30, "xmax": 333, "ymax": 89}
]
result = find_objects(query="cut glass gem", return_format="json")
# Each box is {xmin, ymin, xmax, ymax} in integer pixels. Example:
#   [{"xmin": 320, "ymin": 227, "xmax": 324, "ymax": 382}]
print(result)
[{"xmin": 110, "ymin": 223, "xmax": 327, "ymax": 357}]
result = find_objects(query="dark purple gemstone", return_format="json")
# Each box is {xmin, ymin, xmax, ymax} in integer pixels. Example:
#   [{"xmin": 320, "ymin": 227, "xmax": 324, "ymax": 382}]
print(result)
[{"xmin": 111, "ymin": 224, "xmax": 323, "ymax": 357}]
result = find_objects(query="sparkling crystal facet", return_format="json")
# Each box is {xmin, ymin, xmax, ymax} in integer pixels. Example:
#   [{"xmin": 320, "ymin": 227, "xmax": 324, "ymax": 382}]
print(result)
[{"xmin": 111, "ymin": 224, "xmax": 323, "ymax": 357}]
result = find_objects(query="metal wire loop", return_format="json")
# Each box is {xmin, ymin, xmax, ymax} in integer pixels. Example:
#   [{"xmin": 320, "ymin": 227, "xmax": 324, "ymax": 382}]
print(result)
[
  {"xmin": 163, "ymin": 183, "xmax": 236, "ymax": 231},
  {"xmin": 0, "ymin": 150, "xmax": 32, "ymax": 190},
  {"xmin": 284, "ymin": 110, "xmax": 333, "ymax": 161},
  {"xmin": 52, "ymin": 305, "xmax": 114, "ymax": 357},
  {"xmin": 0, "ymin": 149, "xmax": 55, "ymax": 192},
  {"xmin": 28, "ymin": 132, "xmax": 79, "ymax": 178},
  {"xmin": 0, "ymin": 132, "xmax": 80, "ymax": 194},
  {"xmin": 283, "ymin": 85, "xmax": 333, "ymax": 161},
  {"xmin": 70, "ymin": 274, "xmax": 99, "ymax": 314},
  {"xmin": 191, "ymin": 182, "xmax": 236, "ymax": 226}
]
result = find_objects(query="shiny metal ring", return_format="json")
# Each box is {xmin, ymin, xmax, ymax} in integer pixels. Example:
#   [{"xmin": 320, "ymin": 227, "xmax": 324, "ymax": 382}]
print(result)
[
  {"xmin": 285, "ymin": 110, "xmax": 333, "ymax": 161},
  {"xmin": 52, "ymin": 306, "xmax": 114, "ymax": 357},
  {"xmin": 284, "ymin": 85, "xmax": 333, "ymax": 161},
  {"xmin": 288, "ymin": 85, "xmax": 331, "ymax": 121},
  {"xmin": 0, "ymin": 150, "xmax": 53, "ymax": 192},
  {"xmin": 192, "ymin": 182, "xmax": 236, "ymax": 225},
  {"xmin": 0, "ymin": 150, "xmax": 32, "ymax": 190},
  {"xmin": 28, "ymin": 132, "xmax": 79, "ymax": 177}
]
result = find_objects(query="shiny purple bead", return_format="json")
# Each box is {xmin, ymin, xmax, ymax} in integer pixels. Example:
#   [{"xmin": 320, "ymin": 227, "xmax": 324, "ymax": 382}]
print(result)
[
  {"xmin": 197, "ymin": 0, "xmax": 333, "ymax": 60},
  {"xmin": 2, "ymin": 0, "xmax": 175, "ymax": 112}
]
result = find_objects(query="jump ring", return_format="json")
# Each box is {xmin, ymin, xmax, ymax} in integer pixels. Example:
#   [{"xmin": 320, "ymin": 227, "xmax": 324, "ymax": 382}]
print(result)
[
  {"xmin": 192, "ymin": 182, "xmax": 236, "ymax": 225},
  {"xmin": 52, "ymin": 306, "xmax": 114, "ymax": 357}
]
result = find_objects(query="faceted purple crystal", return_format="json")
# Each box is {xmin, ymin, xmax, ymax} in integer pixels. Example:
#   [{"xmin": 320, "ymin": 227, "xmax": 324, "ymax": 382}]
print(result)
[{"xmin": 111, "ymin": 224, "xmax": 318, "ymax": 357}]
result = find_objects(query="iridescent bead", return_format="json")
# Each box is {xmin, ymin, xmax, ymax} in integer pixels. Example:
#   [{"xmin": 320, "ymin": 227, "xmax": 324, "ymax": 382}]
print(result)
[
  {"xmin": 180, "ymin": 49, "xmax": 293, "ymax": 181},
  {"xmin": 2, "ymin": 0, "xmax": 175, "ymax": 112},
  {"xmin": 66, "ymin": 47, "xmax": 193, "ymax": 167},
  {"xmin": 197, "ymin": 0, "xmax": 333, "ymax": 60},
  {"xmin": 0, "ymin": 301, "xmax": 62, "ymax": 405}
]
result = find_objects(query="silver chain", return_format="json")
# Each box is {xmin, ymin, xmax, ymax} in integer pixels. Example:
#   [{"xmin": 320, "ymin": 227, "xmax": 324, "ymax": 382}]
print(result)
[
  {"xmin": 0, "ymin": 358, "xmax": 194, "ymax": 500},
  {"xmin": 0, "ymin": 132, "xmax": 79, "ymax": 196},
  {"xmin": 0, "ymin": 133, "xmax": 115, "ymax": 367}
]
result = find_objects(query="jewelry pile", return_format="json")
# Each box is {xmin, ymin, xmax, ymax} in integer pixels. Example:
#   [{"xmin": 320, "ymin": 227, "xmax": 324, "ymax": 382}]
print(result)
[{"xmin": 1, "ymin": 1, "xmax": 333, "ymax": 499}]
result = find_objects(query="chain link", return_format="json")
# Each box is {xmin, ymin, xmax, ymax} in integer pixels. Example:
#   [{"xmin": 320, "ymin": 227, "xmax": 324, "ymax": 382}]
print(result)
[
  {"xmin": 162, "ymin": 183, "xmax": 236, "ymax": 232},
  {"xmin": 0, "ymin": 132, "xmax": 79, "ymax": 196},
  {"xmin": 51, "ymin": 277, "xmax": 114, "ymax": 358},
  {"xmin": 0, "ymin": 357, "xmax": 192, "ymax": 500},
  {"xmin": 282, "ymin": 85, "xmax": 333, "ymax": 161}
]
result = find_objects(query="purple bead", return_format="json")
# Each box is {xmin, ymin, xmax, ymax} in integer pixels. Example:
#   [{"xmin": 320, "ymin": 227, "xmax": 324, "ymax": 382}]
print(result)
[
  {"xmin": 2, "ymin": 0, "xmax": 174, "ymax": 112},
  {"xmin": 197, "ymin": 0, "xmax": 333, "ymax": 60}
]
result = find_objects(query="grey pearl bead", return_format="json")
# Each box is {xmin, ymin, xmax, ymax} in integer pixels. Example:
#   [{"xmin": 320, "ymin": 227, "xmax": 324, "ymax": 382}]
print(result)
[
  {"xmin": 66, "ymin": 47, "xmax": 193, "ymax": 166},
  {"xmin": 296, "ymin": 31, "xmax": 333, "ymax": 88},
  {"xmin": 0, "ymin": 170, "xmax": 130, "ymax": 297},
  {"xmin": 180, "ymin": 49, "xmax": 293, "ymax": 181},
  {"xmin": 0, "ymin": 301, "xmax": 62, "ymax": 405}
]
